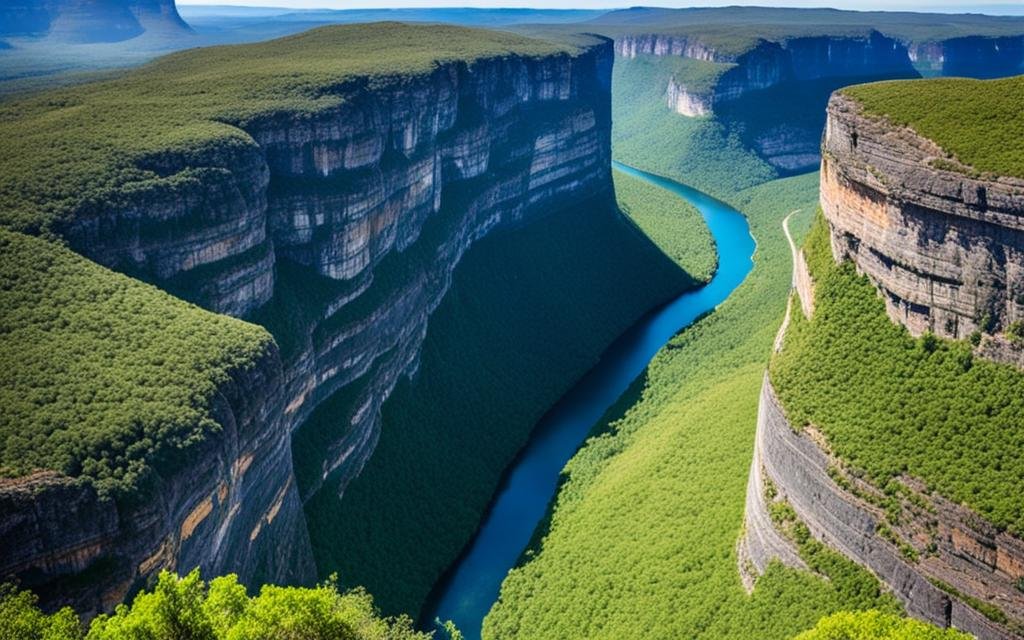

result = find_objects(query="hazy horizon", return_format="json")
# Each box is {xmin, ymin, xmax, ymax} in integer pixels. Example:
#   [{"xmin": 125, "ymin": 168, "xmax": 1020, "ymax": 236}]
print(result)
[{"xmin": 173, "ymin": 0, "xmax": 1024, "ymax": 16}]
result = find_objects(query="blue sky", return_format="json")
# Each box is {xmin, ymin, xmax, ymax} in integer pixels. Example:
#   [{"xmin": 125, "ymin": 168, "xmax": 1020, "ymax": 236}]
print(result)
[{"xmin": 174, "ymin": 0, "xmax": 1024, "ymax": 13}]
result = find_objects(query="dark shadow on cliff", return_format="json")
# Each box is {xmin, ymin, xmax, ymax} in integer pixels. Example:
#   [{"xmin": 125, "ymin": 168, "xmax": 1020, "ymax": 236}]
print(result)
[{"xmin": 715, "ymin": 72, "xmax": 921, "ymax": 177}]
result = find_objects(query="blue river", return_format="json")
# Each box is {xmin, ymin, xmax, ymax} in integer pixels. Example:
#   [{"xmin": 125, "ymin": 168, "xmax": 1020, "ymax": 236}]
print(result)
[{"xmin": 422, "ymin": 162, "xmax": 756, "ymax": 639}]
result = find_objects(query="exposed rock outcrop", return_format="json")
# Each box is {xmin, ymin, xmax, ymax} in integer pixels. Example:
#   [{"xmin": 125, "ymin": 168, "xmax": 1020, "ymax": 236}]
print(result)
[
  {"xmin": 821, "ymin": 92, "xmax": 1024, "ymax": 340},
  {"xmin": 666, "ymin": 76, "xmax": 712, "ymax": 117},
  {"xmin": 0, "ymin": 344, "xmax": 315, "ymax": 615},
  {"xmin": 1, "ymin": 38, "xmax": 618, "ymax": 615},
  {"xmin": 743, "ymin": 377, "xmax": 1023, "ymax": 640}
]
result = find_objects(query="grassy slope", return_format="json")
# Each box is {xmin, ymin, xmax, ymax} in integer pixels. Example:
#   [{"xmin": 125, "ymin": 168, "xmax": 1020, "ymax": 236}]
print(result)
[
  {"xmin": 771, "ymin": 213, "xmax": 1024, "ymax": 535},
  {"xmin": 613, "ymin": 169, "xmax": 716, "ymax": 282},
  {"xmin": 0, "ymin": 229, "xmax": 271, "ymax": 499},
  {"xmin": 843, "ymin": 75, "xmax": 1024, "ymax": 179},
  {"xmin": 0, "ymin": 23, "xmax": 577, "ymax": 234},
  {"xmin": 305, "ymin": 197, "xmax": 698, "ymax": 617},
  {"xmin": 484, "ymin": 172, "xmax": 905, "ymax": 638}
]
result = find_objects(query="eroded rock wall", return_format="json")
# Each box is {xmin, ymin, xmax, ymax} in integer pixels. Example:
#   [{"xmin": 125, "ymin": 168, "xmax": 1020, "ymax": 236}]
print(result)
[
  {"xmin": 617, "ymin": 31, "xmax": 915, "ymax": 117},
  {"xmin": 0, "ymin": 345, "xmax": 315, "ymax": 615},
  {"xmin": 744, "ymin": 378, "xmax": 1021, "ymax": 640},
  {"xmin": 821, "ymin": 92, "xmax": 1024, "ymax": 340},
  {"xmin": 910, "ymin": 36, "xmax": 1024, "ymax": 78}
]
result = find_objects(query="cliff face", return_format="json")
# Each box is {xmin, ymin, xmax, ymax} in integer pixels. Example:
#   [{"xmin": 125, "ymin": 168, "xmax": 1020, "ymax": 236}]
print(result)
[
  {"xmin": 0, "ymin": 344, "xmax": 315, "ymax": 615},
  {"xmin": 743, "ymin": 378, "xmax": 1023, "ymax": 640},
  {"xmin": 821, "ymin": 92, "xmax": 1024, "ymax": 341},
  {"xmin": 910, "ymin": 36, "xmax": 1024, "ymax": 78},
  {"xmin": 1, "ymin": 38, "xmax": 616, "ymax": 614},
  {"xmin": 617, "ymin": 31, "xmax": 916, "ymax": 117}
]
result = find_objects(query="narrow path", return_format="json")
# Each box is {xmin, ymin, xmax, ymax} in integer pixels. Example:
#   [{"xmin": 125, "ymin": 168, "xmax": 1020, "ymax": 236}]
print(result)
[
  {"xmin": 422, "ymin": 163, "xmax": 756, "ymax": 640},
  {"xmin": 773, "ymin": 210, "xmax": 802, "ymax": 353}
]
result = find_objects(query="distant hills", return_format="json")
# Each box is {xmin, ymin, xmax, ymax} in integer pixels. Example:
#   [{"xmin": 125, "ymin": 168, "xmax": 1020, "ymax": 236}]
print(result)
[{"xmin": 0, "ymin": 0, "xmax": 191, "ymax": 43}]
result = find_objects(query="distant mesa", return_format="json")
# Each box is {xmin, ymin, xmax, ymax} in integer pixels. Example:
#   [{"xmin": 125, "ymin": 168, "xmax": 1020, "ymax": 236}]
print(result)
[{"xmin": 0, "ymin": 0, "xmax": 192, "ymax": 44}]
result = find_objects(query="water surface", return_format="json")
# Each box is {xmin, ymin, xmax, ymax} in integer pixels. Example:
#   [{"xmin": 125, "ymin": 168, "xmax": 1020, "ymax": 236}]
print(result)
[{"xmin": 423, "ymin": 163, "xmax": 756, "ymax": 638}]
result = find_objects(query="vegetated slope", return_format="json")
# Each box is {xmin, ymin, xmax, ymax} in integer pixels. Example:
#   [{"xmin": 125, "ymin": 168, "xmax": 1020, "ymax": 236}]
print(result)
[
  {"xmin": 842, "ymin": 75, "xmax": 1024, "ymax": 179},
  {"xmin": 304, "ymin": 196, "xmax": 697, "ymax": 617},
  {"xmin": 0, "ymin": 23, "xmax": 575, "ymax": 235},
  {"xmin": 771, "ymin": 214, "xmax": 1024, "ymax": 535},
  {"xmin": 612, "ymin": 168, "xmax": 716, "ymax": 282},
  {"xmin": 795, "ymin": 610, "xmax": 970, "ymax": 640},
  {"xmin": 0, "ymin": 570, "xmax": 436, "ymax": 640},
  {"xmin": 484, "ymin": 173, "xmax": 907, "ymax": 638},
  {"xmin": 610, "ymin": 54, "xmax": 777, "ymax": 195},
  {"xmin": 0, "ymin": 228, "xmax": 271, "ymax": 499}
]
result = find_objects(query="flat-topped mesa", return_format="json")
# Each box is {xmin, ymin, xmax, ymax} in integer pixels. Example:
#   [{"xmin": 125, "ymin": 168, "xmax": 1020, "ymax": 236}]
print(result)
[
  {"xmin": 0, "ymin": 24, "xmax": 617, "ymax": 615},
  {"xmin": 821, "ymin": 90, "xmax": 1024, "ymax": 343}
]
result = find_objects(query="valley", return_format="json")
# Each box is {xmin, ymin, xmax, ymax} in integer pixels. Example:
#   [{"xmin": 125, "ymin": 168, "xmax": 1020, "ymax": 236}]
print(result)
[{"xmin": 2, "ymin": 4, "xmax": 1024, "ymax": 640}]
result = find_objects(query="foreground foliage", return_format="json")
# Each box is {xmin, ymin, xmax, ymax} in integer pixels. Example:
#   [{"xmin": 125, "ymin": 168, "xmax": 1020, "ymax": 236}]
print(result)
[
  {"xmin": 484, "ymin": 173, "xmax": 902, "ymax": 638},
  {"xmin": 794, "ymin": 610, "xmax": 969, "ymax": 640},
  {"xmin": 0, "ymin": 571, "xmax": 441, "ymax": 640},
  {"xmin": 771, "ymin": 213, "xmax": 1024, "ymax": 534},
  {"xmin": 844, "ymin": 75, "xmax": 1024, "ymax": 178},
  {"xmin": 0, "ymin": 229, "xmax": 271, "ymax": 500}
]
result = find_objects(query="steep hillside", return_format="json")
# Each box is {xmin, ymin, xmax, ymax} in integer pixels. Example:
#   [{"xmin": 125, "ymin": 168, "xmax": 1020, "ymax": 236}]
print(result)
[{"xmin": 0, "ymin": 23, "xmax": 693, "ymax": 618}]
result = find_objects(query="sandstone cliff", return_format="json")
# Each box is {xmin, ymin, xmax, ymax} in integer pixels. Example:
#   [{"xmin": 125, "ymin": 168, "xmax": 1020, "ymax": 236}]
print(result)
[
  {"xmin": 821, "ymin": 92, "xmax": 1024, "ymax": 341},
  {"xmin": 0, "ymin": 33, "xmax": 618, "ymax": 615}
]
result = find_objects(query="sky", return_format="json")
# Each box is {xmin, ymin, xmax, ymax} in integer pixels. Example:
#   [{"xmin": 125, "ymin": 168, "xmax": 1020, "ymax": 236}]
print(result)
[{"xmin": 173, "ymin": 0, "xmax": 1024, "ymax": 14}]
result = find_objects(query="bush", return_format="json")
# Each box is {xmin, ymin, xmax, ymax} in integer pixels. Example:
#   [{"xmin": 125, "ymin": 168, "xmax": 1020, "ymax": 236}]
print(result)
[
  {"xmin": 794, "ymin": 610, "xmax": 970, "ymax": 640},
  {"xmin": 0, "ymin": 570, "xmax": 439, "ymax": 640}
]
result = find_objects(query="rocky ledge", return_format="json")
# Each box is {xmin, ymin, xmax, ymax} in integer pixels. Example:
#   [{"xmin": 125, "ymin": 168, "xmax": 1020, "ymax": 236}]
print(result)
[{"xmin": 821, "ymin": 92, "xmax": 1024, "ymax": 341}]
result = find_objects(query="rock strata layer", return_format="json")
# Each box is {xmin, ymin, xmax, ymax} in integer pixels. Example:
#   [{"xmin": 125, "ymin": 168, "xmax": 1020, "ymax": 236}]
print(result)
[
  {"xmin": 821, "ymin": 92, "xmax": 1024, "ymax": 340},
  {"xmin": 743, "ymin": 378, "xmax": 1023, "ymax": 640},
  {"xmin": 0, "ymin": 38, "xmax": 617, "ymax": 615}
]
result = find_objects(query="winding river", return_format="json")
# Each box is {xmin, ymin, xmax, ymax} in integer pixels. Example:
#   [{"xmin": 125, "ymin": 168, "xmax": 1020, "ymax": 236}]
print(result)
[{"xmin": 423, "ymin": 162, "xmax": 756, "ymax": 639}]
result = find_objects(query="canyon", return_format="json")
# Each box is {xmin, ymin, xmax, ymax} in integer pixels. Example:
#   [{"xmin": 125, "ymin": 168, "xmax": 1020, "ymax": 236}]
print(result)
[
  {"xmin": 0, "ymin": 31, "xmax": 635, "ymax": 615},
  {"xmin": 613, "ymin": 27, "xmax": 1023, "ymax": 175}
]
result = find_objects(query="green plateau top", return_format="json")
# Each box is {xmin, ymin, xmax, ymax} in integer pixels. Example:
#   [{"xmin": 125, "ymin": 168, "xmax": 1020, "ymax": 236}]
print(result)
[
  {"xmin": 0, "ymin": 228, "xmax": 273, "ymax": 499},
  {"xmin": 843, "ymin": 75, "xmax": 1024, "ymax": 179},
  {"xmin": 0, "ymin": 22, "xmax": 580, "ymax": 236}
]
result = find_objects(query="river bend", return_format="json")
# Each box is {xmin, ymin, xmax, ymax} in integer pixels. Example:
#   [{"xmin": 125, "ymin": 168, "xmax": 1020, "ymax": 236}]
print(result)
[{"xmin": 424, "ymin": 163, "xmax": 756, "ymax": 638}]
